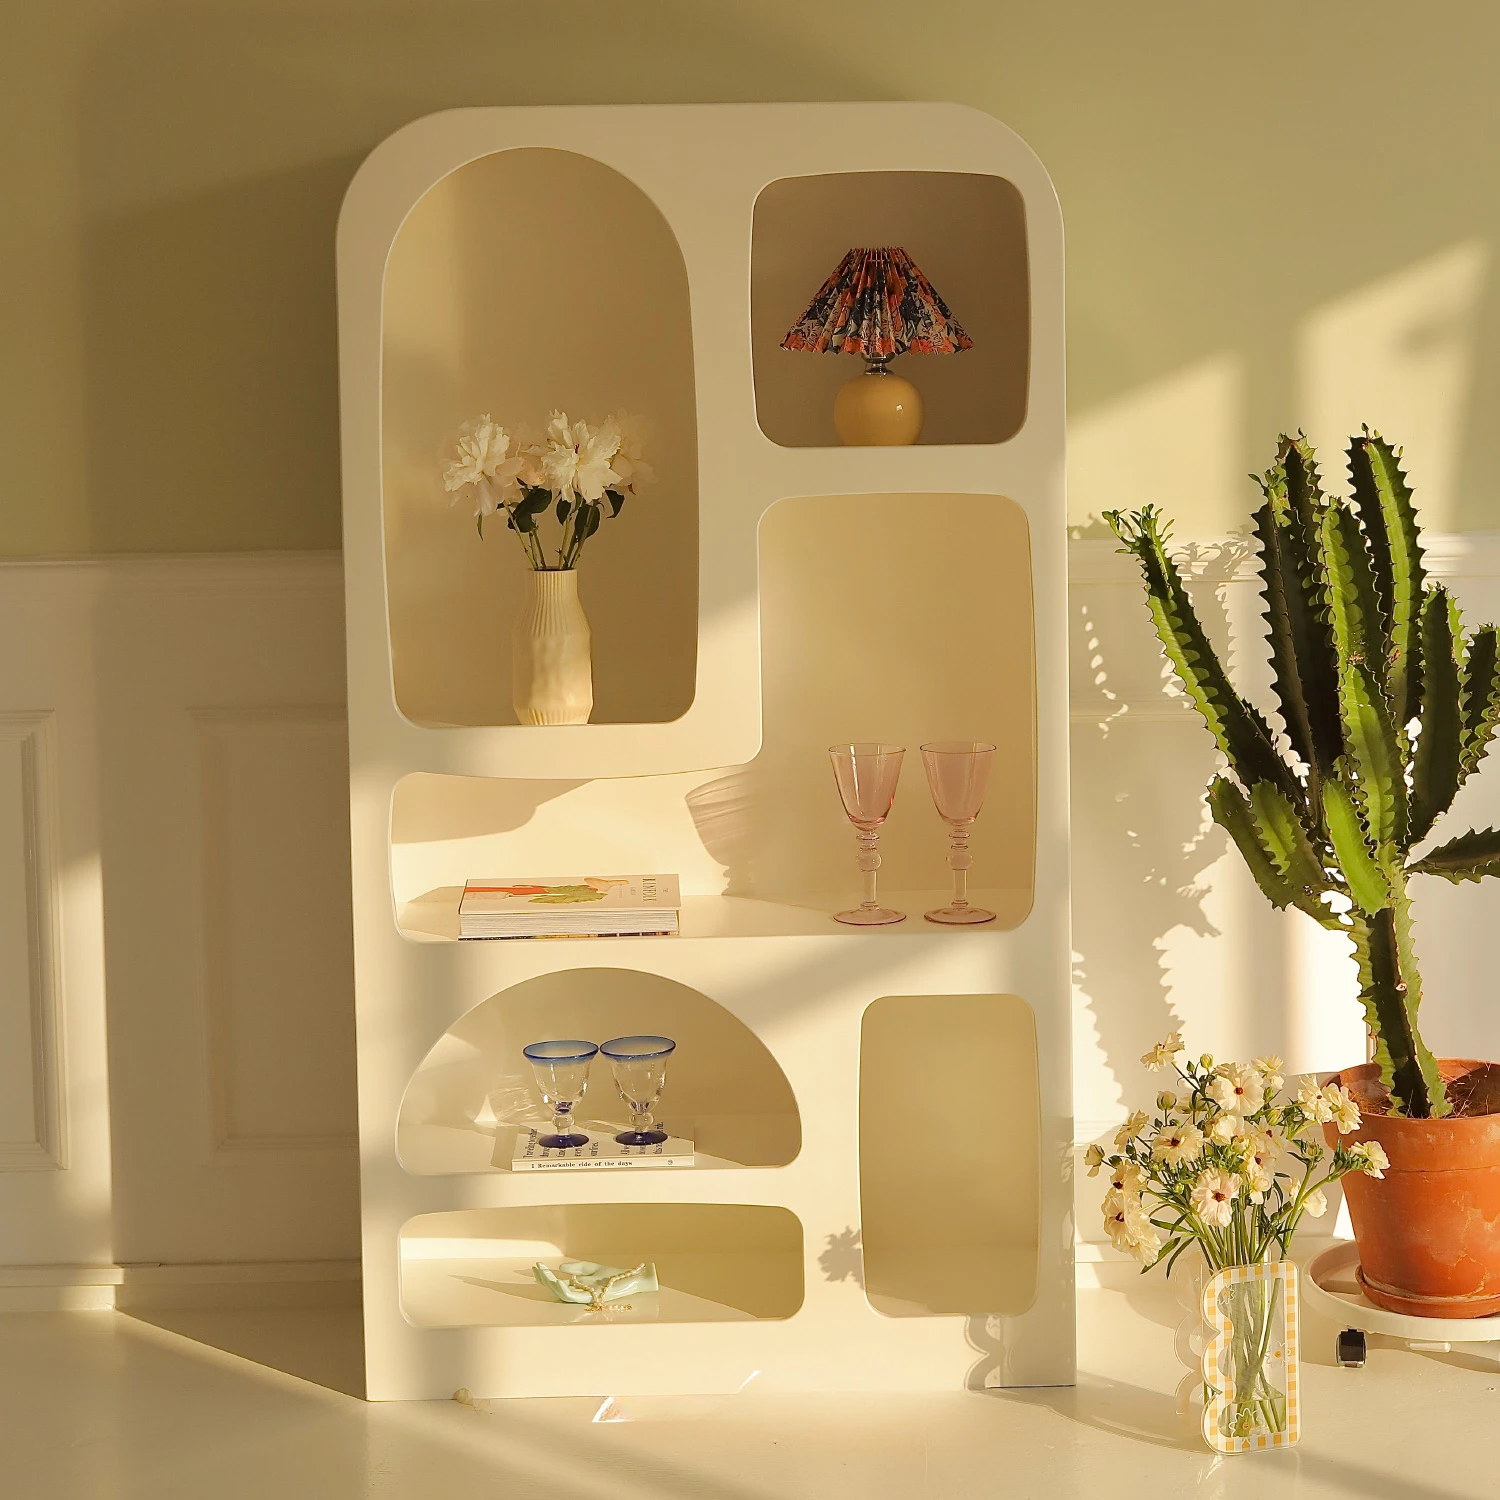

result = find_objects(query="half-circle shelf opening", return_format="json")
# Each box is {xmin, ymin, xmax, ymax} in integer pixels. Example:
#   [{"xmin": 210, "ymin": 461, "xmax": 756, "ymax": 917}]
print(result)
[{"xmin": 396, "ymin": 968, "xmax": 802, "ymax": 1173}]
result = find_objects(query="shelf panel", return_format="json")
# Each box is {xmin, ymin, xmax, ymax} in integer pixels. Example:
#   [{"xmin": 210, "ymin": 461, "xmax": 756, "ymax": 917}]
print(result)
[
  {"xmin": 401, "ymin": 1253, "xmax": 765, "ymax": 1328},
  {"xmin": 399, "ymin": 1114, "xmax": 797, "ymax": 1180},
  {"xmin": 398, "ymin": 888, "xmax": 1033, "ymax": 944},
  {"xmin": 399, "ymin": 1204, "xmax": 805, "ymax": 1327}
]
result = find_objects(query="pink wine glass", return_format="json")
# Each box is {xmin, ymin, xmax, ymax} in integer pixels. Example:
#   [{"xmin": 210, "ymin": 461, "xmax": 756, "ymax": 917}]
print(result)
[
  {"xmin": 920, "ymin": 741, "xmax": 997, "ymax": 924},
  {"xmin": 828, "ymin": 743, "xmax": 906, "ymax": 926}
]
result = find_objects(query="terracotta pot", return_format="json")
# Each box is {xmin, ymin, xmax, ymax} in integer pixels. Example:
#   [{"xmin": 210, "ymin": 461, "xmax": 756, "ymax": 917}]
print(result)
[{"xmin": 1326, "ymin": 1059, "xmax": 1500, "ymax": 1318}]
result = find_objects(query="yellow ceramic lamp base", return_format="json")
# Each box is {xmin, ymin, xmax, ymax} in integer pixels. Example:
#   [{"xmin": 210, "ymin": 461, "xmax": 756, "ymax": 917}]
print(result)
[{"xmin": 834, "ymin": 368, "xmax": 924, "ymax": 446}]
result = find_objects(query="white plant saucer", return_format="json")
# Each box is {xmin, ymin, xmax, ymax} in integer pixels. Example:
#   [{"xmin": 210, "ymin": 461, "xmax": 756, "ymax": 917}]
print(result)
[{"xmin": 1304, "ymin": 1240, "xmax": 1500, "ymax": 1364}]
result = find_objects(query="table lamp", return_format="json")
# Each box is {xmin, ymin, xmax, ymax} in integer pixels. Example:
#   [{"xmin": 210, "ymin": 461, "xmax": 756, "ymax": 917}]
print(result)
[{"xmin": 781, "ymin": 246, "xmax": 972, "ymax": 446}]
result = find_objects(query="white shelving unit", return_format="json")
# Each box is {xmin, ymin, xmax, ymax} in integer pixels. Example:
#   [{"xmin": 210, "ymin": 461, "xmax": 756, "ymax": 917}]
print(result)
[{"xmin": 337, "ymin": 102, "xmax": 1072, "ymax": 1400}]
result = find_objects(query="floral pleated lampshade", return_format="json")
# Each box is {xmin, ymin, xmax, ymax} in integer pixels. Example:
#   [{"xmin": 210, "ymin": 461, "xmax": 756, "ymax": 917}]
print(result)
[{"xmin": 781, "ymin": 247, "xmax": 973, "ymax": 358}]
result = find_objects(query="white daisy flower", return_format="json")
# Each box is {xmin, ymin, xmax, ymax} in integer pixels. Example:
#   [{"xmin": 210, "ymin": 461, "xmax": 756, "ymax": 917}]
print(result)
[
  {"xmin": 1349, "ymin": 1140, "xmax": 1389, "ymax": 1179},
  {"xmin": 1208, "ymin": 1062, "xmax": 1265, "ymax": 1116},
  {"xmin": 1254, "ymin": 1054, "xmax": 1286, "ymax": 1092},
  {"xmin": 1296, "ymin": 1075, "xmax": 1335, "ymax": 1123},
  {"xmin": 1190, "ymin": 1168, "xmax": 1240, "ymax": 1228},
  {"xmin": 1323, "ymin": 1084, "xmax": 1361, "ymax": 1135},
  {"xmin": 1244, "ymin": 1160, "xmax": 1274, "ymax": 1203},
  {"xmin": 1141, "ymin": 1033, "xmax": 1185, "ymax": 1072},
  {"xmin": 1157, "ymin": 1120, "xmax": 1205, "ymax": 1167}
]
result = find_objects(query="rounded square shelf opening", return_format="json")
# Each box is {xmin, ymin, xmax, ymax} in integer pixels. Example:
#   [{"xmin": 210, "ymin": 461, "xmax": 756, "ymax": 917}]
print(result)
[
  {"xmin": 720, "ymin": 490, "xmax": 1037, "ymax": 911},
  {"xmin": 751, "ymin": 171, "xmax": 1030, "ymax": 448},
  {"xmin": 381, "ymin": 146, "xmax": 699, "ymax": 729},
  {"xmin": 859, "ymin": 993, "xmax": 1041, "ymax": 1319}
]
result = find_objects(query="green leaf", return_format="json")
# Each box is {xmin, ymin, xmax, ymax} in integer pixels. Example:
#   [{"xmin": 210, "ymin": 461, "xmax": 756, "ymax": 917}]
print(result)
[
  {"xmin": 1268, "ymin": 433, "xmax": 1325, "ymax": 550},
  {"xmin": 1348, "ymin": 906, "xmax": 1449, "ymax": 1118},
  {"xmin": 1252, "ymin": 498, "xmax": 1343, "ymax": 785},
  {"xmin": 511, "ymin": 490, "xmax": 550, "ymax": 535},
  {"xmin": 1338, "ymin": 660, "xmax": 1409, "ymax": 849},
  {"xmin": 1208, "ymin": 776, "xmax": 1300, "ymax": 912},
  {"xmin": 1319, "ymin": 503, "xmax": 1386, "ymax": 677},
  {"xmin": 1459, "ymin": 627, "xmax": 1500, "ymax": 781},
  {"xmin": 1389, "ymin": 890, "xmax": 1450, "ymax": 1117},
  {"xmin": 1409, "ymin": 825, "xmax": 1500, "ymax": 883},
  {"xmin": 1411, "ymin": 586, "xmax": 1462, "ymax": 842},
  {"xmin": 1348, "ymin": 430, "xmax": 1427, "ymax": 725},
  {"xmin": 1249, "ymin": 781, "xmax": 1329, "ymax": 898},
  {"xmin": 556, "ymin": 498, "xmax": 571, "ymax": 524},
  {"xmin": 1107, "ymin": 508, "xmax": 1299, "ymax": 801},
  {"xmin": 606, "ymin": 489, "xmax": 626, "ymax": 518},
  {"xmin": 1322, "ymin": 777, "xmax": 1391, "ymax": 915}
]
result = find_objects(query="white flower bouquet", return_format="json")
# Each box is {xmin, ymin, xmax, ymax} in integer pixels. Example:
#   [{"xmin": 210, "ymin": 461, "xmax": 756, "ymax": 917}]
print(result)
[
  {"xmin": 1089, "ymin": 1034, "xmax": 1390, "ymax": 1273},
  {"xmin": 443, "ymin": 410, "xmax": 653, "ymax": 571}
]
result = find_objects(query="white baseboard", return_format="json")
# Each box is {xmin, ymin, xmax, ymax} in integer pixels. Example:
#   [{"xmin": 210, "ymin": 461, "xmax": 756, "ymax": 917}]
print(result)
[{"xmin": 0, "ymin": 1260, "xmax": 361, "ymax": 1313}]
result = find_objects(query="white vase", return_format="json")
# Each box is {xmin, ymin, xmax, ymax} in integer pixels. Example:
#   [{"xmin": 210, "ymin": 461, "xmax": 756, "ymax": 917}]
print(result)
[{"xmin": 512, "ymin": 569, "xmax": 593, "ymax": 725}]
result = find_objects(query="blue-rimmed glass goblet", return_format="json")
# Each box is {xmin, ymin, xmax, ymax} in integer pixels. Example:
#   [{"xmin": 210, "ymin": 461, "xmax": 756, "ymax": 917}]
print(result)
[
  {"xmin": 523, "ymin": 1039, "xmax": 598, "ymax": 1148},
  {"xmin": 600, "ymin": 1035, "xmax": 676, "ymax": 1145}
]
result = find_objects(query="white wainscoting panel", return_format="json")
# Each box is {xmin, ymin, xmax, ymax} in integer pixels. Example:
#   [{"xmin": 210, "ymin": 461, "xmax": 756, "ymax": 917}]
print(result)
[
  {"xmin": 5, "ymin": 541, "xmax": 1500, "ymax": 1273},
  {"xmin": 0, "ymin": 565, "xmax": 112, "ymax": 1267},
  {"xmin": 193, "ymin": 705, "xmax": 358, "ymax": 1158},
  {"xmin": 0, "ymin": 554, "xmax": 357, "ymax": 1273},
  {"xmin": 0, "ymin": 711, "xmax": 65, "ymax": 1171}
]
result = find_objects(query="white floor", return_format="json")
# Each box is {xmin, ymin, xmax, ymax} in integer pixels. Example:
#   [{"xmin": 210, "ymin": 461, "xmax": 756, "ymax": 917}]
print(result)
[{"xmin": 3, "ymin": 1283, "xmax": 1494, "ymax": 1499}]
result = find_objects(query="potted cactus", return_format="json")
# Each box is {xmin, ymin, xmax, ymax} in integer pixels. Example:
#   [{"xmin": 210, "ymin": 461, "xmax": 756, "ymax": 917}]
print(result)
[{"xmin": 1107, "ymin": 430, "xmax": 1500, "ymax": 1317}]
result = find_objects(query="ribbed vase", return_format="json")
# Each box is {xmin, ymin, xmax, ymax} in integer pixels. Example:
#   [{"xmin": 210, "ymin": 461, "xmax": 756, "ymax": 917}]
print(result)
[{"xmin": 512, "ymin": 569, "xmax": 593, "ymax": 725}]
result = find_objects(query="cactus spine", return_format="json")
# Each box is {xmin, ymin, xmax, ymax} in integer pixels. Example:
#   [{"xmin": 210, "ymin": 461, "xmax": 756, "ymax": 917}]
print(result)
[{"xmin": 1107, "ymin": 432, "xmax": 1500, "ymax": 1118}]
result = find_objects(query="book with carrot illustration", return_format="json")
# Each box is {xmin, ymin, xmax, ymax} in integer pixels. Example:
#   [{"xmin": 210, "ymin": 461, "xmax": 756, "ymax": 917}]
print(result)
[{"xmin": 458, "ymin": 876, "xmax": 681, "ymax": 939}]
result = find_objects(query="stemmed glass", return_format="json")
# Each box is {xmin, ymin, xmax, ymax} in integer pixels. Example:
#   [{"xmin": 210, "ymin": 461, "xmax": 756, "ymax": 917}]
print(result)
[
  {"xmin": 921, "ymin": 741, "xmax": 997, "ymax": 924},
  {"xmin": 829, "ymin": 742, "xmax": 906, "ymax": 925},
  {"xmin": 601, "ymin": 1035, "xmax": 676, "ymax": 1145},
  {"xmin": 523, "ymin": 1039, "xmax": 598, "ymax": 1148}
]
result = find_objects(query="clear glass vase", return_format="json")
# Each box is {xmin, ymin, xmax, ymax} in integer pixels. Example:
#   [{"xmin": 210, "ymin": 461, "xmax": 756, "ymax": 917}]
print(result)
[{"xmin": 1197, "ymin": 1260, "xmax": 1301, "ymax": 1453}]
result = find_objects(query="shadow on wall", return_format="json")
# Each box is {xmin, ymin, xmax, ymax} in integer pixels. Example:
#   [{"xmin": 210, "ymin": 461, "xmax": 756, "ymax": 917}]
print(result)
[
  {"xmin": 1067, "ymin": 236, "xmax": 1495, "ymax": 1140},
  {"xmin": 72, "ymin": 0, "xmax": 884, "ymax": 554},
  {"xmin": 1068, "ymin": 545, "xmax": 1242, "ymax": 1127}
]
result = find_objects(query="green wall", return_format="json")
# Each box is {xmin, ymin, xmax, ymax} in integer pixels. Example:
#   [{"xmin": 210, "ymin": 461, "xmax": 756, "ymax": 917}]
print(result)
[{"xmin": 5, "ymin": 0, "xmax": 1498, "ymax": 554}]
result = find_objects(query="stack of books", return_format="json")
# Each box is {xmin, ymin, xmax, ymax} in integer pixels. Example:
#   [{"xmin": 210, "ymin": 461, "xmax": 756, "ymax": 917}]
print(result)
[{"xmin": 458, "ymin": 875, "xmax": 682, "ymax": 939}]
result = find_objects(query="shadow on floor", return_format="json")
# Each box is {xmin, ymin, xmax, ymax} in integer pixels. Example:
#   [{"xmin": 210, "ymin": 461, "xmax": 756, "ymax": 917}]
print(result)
[{"xmin": 120, "ymin": 1305, "xmax": 365, "ymax": 1399}]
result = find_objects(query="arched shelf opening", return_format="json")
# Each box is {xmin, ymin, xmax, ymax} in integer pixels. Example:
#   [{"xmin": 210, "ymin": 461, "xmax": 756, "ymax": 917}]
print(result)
[
  {"xmin": 381, "ymin": 146, "xmax": 699, "ymax": 729},
  {"xmin": 397, "ymin": 968, "xmax": 801, "ymax": 1174}
]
